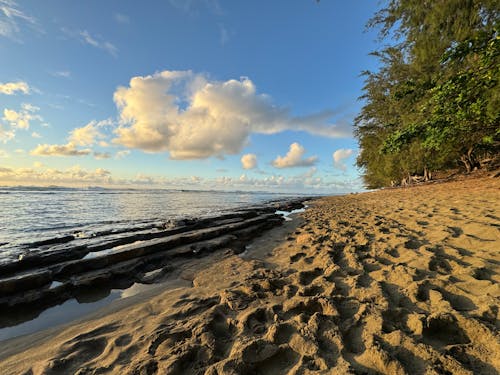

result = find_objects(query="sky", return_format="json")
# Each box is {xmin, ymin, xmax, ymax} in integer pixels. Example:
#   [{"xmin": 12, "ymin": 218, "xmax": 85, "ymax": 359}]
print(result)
[{"xmin": 0, "ymin": 0, "xmax": 381, "ymax": 193}]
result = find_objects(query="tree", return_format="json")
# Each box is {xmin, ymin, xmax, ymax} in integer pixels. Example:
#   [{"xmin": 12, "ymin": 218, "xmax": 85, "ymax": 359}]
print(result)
[{"xmin": 355, "ymin": 0, "xmax": 499, "ymax": 187}]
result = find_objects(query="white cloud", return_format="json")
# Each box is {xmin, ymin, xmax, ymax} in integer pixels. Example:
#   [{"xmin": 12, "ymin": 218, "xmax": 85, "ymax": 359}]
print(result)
[
  {"xmin": 21, "ymin": 103, "xmax": 38, "ymax": 112},
  {"xmin": 219, "ymin": 23, "xmax": 229, "ymax": 45},
  {"xmin": 0, "ymin": 80, "xmax": 30, "ymax": 94},
  {"xmin": 333, "ymin": 148, "xmax": 353, "ymax": 171},
  {"xmin": 31, "ymin": 131, "xmax": 41, "ymax": 138},
  {"xmin": 77, "ymin": 98, "xmax": 95, "ymax": 107},
  {"xmin": 272, "ymin": 142, "xmax": 317, "ymax": 168},
  {"xmin": 0, "ymin": 164, "xmax": 113, "ymax": 185},
  {"xmin": 68, "ymin": 120, "xmax": 109, "ymax": 146},
  {"xmin": 137, "ymin": 174, "xmax": 157, "ymax": 184},
  {"xmin": 113, "ymin": 70, "xmax": 351, "ymax": 159},
  {"xmin": 114, "ymin": 13, "xmax": 129, "ymax": 24},
  {"xmin": 51, "ymin": 71, "xmax": 71, "ymax": 78},
  {"xmin": 29, "ymin": 118, "xmax": 112, "ymax": 158},
  {"xmin": 80, "ymin": 30, "xmax": 117, "ymax": 56},
  {"xmin": 0, "ymin": 163, "xmax": 364, "ymax": 192},
  {"xmin": 30, "ymin": 142, "xmax": 91, "ymax": 157},
  {"xmin": 79, "ymin": 30, "xmax": 98, "ymax": 47},
  {"xmin": 203, "ymin": 171, "xmax": 358, "ymax": 193},
  {"xmin": 301, "ymin": 166, "xmax": 317, "ymax": 178},
  {"xmin": 62, "ymin": 27, "xmax": 118, "ymax": 57},
  {"xmin": 0, "ymin": 0, "xmax": 40, "ymax": 40},
  {"xmin": 0, "ymin": 123, "xmax": 15, "ymax": 143},
  {"xmin": 3, "ymin": 103, "xmax": 41, "ymax": 129},
  {"xmin": 241, "ymin": 153, "xmax": 257, "ymax": 169},
  {"xmin": 115, "ymin": 150, "xmax": 130, "ymax": 159}
]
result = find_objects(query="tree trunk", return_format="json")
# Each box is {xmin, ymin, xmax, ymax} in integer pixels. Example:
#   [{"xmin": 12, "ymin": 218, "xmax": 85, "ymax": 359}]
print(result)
[
  {"xmin": 423, "ymin": 166, "xmax": 432, "ymax": 181},
  {"xmin": 460, "ymin": 155, "xmax": 472, "ymax": 172},
  {"xmin": 460, "ymin": 147, "xmax": 480, "ymax": 173}
]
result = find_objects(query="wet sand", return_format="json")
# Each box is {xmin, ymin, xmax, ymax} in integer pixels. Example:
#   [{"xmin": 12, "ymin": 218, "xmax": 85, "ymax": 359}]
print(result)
[{"xmin": 0, "ymin": 176, "xmax": 498, "ymax": 374}]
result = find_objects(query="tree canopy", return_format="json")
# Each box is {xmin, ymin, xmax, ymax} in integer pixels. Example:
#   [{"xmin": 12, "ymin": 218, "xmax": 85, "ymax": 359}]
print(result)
[{"xmin": 355, "ymin": 0, "xmax": 499, "ymax": 188}]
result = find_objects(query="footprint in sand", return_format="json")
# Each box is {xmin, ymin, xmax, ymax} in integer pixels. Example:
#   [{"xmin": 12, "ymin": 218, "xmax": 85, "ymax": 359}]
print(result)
[
  {"xmin": 44, "ymin": 337, "xmax": 108, "ymax": 374},
  {"xmin": 289, "ymin": 252, "xmax": 306, "ymax": 263},
  {"xmin": 297, "ymin": 267, "xmax": 323, "ymax": 286}
]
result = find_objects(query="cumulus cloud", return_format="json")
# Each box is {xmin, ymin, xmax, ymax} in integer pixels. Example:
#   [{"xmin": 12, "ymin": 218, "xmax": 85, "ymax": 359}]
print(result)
[
  {"xmin": 0, "ymin": 123, "xmax": 15, "ymax": 143},
  {"xmin": 31, "ymin": 131, "xmax": 41, "ymax": 138},
  {"xmin": 3, "ymin": 109, "xmax": 24, "ymax": 127},
  {"xmin": 29, "ymin": 119, "xmax": 112, "ymax": 158},
  {"xmin": 272, "ymin": 142, "xmax": 317, "ymax": 168},
  {"xmin": 68, "ymin": 119, "xmax": 110, "ymax": 146},
  {"xmin": 207, "ymin": 171, "xmax": 337, "ymax": 192},
  {"xmin": 0, "ymin": 80, "xmax": 30, "ymax": 94},
  {"xmin": 241, "ymin": 153, "xmax": 257, "ymax": 169},
  {"xmin": 0, "ymin": 0, "xmax": 40, "ymax": 40},
  {"xmin": 0, "ymin": 164, "xmax": 113, "ymax": 185},
  {"xmin": 112, "ymin": 70, "xmax": 351, "ymax": 159},
  {"xmin": 0, "ymin": 162, "xmax": 364, "ymax": 192},
  {"xmin": 2, "ymin": 103, "xmax": 41, "ymax": 130},
  {"xmin": 31, "ymin": 142, "xmax": 91, "ymax": 157},
  {"xmin": 332, "ymin": 148, "xmax": 353, "ymax": 171}
]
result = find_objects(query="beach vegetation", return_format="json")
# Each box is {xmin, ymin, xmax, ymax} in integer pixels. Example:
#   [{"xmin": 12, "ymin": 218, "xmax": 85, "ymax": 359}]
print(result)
[{"xmin": 355, "ymin": 0, "xmax": 499, "ymax": 188}]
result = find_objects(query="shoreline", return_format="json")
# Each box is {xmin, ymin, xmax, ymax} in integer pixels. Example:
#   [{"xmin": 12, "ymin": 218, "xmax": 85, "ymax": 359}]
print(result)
[
  {"xmin": 0, "ymin": 198, "xmax": 310, "ymax": 343},
  {"xmin": 1, "ymin": 177, "xmax": 499, "ymax": 374},
  {"xmin": 0, "ymin": 210, "xmax": 306, "ymax": 364}
]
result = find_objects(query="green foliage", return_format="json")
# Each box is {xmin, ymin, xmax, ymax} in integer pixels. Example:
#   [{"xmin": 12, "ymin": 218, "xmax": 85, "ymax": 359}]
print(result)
[{"xmin": 355, "ymin": 0, "xmax": 499, "ymax": 187}]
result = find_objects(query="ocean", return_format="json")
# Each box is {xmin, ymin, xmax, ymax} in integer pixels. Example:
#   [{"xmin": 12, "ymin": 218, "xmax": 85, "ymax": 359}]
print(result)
[
  {"xmin": 0, "ymin": 186, "xmax": 302, "ymax": 261},
  {"xmin": 0, "ymin": 186, "xmax": 307, "ymax": 340}
]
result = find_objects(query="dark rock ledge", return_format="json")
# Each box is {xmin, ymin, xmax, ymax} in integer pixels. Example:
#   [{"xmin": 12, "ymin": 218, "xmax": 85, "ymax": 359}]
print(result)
[{"xmin": 0, "ymin": 198, "xmax": 311, "ymax": 327}]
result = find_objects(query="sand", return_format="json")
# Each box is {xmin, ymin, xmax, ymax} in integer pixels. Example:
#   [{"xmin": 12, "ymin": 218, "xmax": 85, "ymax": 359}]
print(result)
[{"xmin": 0, "ymin": 176, "xmax": 498, "ymax": 374}]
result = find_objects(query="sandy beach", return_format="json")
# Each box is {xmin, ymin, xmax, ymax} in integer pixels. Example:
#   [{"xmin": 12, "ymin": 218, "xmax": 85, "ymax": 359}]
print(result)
[{"xmin": 0, "ymin": 176, "xmax": 499, "ymax": 374}]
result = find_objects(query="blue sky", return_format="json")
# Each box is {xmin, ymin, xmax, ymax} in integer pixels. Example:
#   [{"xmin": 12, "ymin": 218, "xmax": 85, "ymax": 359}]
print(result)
[{"xmin": 0, "ymin": 0, "xmax": 381, "ymax": 192}]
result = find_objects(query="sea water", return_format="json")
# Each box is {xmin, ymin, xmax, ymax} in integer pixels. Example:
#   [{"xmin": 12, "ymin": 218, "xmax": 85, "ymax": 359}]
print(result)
[
  {"xmin": 0, "ymin": 186, "xmax": 301, "ymax": 260},
  {"xmin": 0, "ymin": 187, "xmax": 307, "ymax": 341}
]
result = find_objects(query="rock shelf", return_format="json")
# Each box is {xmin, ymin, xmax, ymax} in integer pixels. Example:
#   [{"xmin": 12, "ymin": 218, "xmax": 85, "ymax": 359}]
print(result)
[{"xmin": 0, "ymin": 199, "xmax": 309, "ymax": 326}]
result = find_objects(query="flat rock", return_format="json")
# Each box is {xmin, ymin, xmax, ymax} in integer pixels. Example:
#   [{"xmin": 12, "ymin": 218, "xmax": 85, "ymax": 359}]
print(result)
[{"xmin": 0, "ymin": 269, "xmax": 52, "ymax": 295}]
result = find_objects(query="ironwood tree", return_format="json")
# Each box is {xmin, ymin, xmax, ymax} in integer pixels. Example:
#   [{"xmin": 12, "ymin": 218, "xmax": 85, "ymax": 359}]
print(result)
[{"xmin": 355, "ymin": 0, "xmax": 499, "ymax": 188}]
